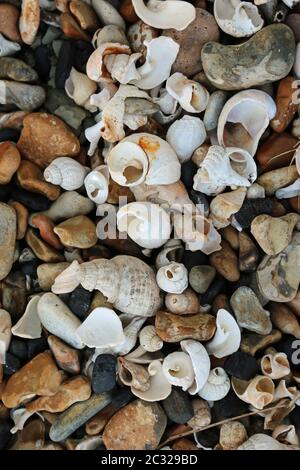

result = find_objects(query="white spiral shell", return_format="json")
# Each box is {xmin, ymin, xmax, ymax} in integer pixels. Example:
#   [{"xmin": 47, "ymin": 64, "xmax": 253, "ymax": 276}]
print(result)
[
  {"xmin": 261, "ymin": 352, "xmax": 290, "ymax": 380},
  {"xmin": 139, "ymin": 325, "xmax": 163, "ymax": 352},
  {"xmin": 181, "ymin": 340, "xmax": 211, "ymax": 395},
  {"xmin": 44, "ymin": 157, "xmax": 89, "ymax": 191},
  {"xmin": 166, "ymin": 116, "xmax": 207, "ymax": 163},
  {"xmin": 206, "ymin": 309, "xmax": 241, "ymax": 358},
  {"xmin": 166, "ymin": 72, "xmax": 209, "ymax": 113},
  {"xmin": 84, "ymin": 165, "xmax": 110, "ymax": 204},
  {"xmin": 131, "ymin": 359, "xmax": 172, "ymax": 402},
  {"xmin": 162, "ymin": 351, "xmax": 195, "ymax": 391},
  {"xmin": 232, "ymin": 375, "xmax": 275, "ymax": 409},
  {"xmin": 198, "ymin": 367, "xmax": 230, "ymax": 401},
  {"xmin": 156, "ymin": 262, "xmax": 188, "ymax": 294}
]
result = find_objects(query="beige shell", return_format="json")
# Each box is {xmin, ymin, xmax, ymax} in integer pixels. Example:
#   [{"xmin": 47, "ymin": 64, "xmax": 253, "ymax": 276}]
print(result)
[
  {"xmin": 86, "ymin": 42, "xmax": 131, "ymax": 83},
  {"xmin": 11, "ymin": 295, "xmax": 42, "ymax": 339},
  {"xmin": 44, "ymin": 157, "xmax": 89, "ymax": 191},
  {"xmin": 0, "ymin": 309, "xmax": 11, "ymax": 364},
  {"xmin": 276, "ymin": 178, "xmax": 300, "ymax": 199},
  {"xmin": 232, "ymin": 375, "xmax": 275, "ymax": 409},
  {"xmin": 131, "ymin": 359, "xmax": 172, "ymax": 401},
  {"xmin": 84, "ymin": 165, "xmax": 109, "ymax": 204},
  {"xmin": 214, "ymin": 0, "xmax": 264, "ymax": 38},
  {"xmin": 117, "ymin": 202, "xmax": 172, "ymax": 249},
  {"xmin": 165, "ymin": 289, "xmax": 200, "ymax": 315},
  {"xmin": 166, "ymin": 73, "xmax": 209, "ymax": 113},
  {"xmin": 272, "ymin": 379, "xmax": 300, "ymax": 402},
  {"xmin": 65, "ymin": 68, "xmax": 97, "ymax": 112},
  {"xmin": 272, "ymin": 425, "xmax": 300, "ymax": 447},
  {"xmin": 131, "ymin": 0, "xmax": 196, "ymax": 31},
  {"xmin": 132, "ymin": 181, "xmax": 191, "ymax": 211},
  {"xmin": 188, "ymin": 399, "xmax": 211, "ymax": 429},
  {"xmin": 217, "ymin": 90, "xmax": 276, "ymax": 156},
  {"xmin": 162, "ymin": 351, "xmax": 195, "ymax": 391},
  {"xmin": 206, "ymin": 309, "xmax": 241, "ymax": 358},
  {"xmin": 107, "ymin": 132, "xmax": 181, "ymax": 186},
  {"xmin": 193, "ymin": 145, "xmax": 257, "ymax": 196},
  {"xmin": 181, "ymin": 340, "xmax": 211, "ymax": 395},
  {"xmin": 139, "ymin": 325, "xmax": 163, "ymax": 352},
  {"xmin": 198, "ymin": 367, "xmax": 230, "ymax": 401},
  {"xmin": 166, "ymin": 116, "xmax": 207, "ymax": 163},
  {"xmin": 209, "ymin": 188, "xmax": 247, "ymax": 229},
  {"xmin": 0, "ymin": 34, "xmax": 21, "ymax": 57},
  {"xmin": 104, "ymin": 52, "xmax": 142, "ymax": 84},
  {"xmin": 19, "ymin": 0, "xmax": 40, "ymax": 45},
  {"xmin": 52, "ymin": 255, "xmax": 162, "ymax": 317},
  {"xmin": 155, "ymin": 239, "xmax": 184, "ymax": 269},
  {"xmin": 125, "ymin": 344, "xmax": 164, "ymax": 364},
  {"xmin": 261, "ymin": 352, "xmax": 290, "ymax": 380},
  {"xmin": 117, "ymin": 357, "xmax": 150, "ymax": 391},
  {"xmin": 156, "ymin": 262, "xmax": 188, "ymax": 294},
  {"xmin": 238, "ymin": 434, "xmax": 299, "ymax": 450},
  {"xmin": 90, "ymin": 83, "xmax": 118, "ymax": 111},
  {"xmin": 113, "ymin": 314, "xmax": 146, "ymax": 356}
]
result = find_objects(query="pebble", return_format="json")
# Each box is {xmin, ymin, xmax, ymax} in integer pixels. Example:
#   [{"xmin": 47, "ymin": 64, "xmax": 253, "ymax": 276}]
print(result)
[
  {"xmin": 92, "ymin": 354, "xmax": 117, "ymax": 394},
  {"xmin": 0, "ymin": 57, "xmax": 38, "ymax": 82},
  {"xmin": 37, "ymin": 262, "xmax": 69, "ymax": 291},
  {"xmin": 234, "ymin": 198, "xmax": 274, "ymax": 229},
  {"xmin": 9, "ymin": 201, "xmax": 28, "ymax": 240},
  {"xmin": 155, "ymin": 311, "xmax": 216, "ymax": 343},
  {"xmin": 257, "ymin": 165, "xmax": 299, "ymax": 196},
  {"xmin": 0, "ymin": 203, "xmax": 16, "ymax": 281},
  {"xmin": 0, "ymin": 272, "xmax": 26, "ymax": 322},
  {"xmin": 270, "ymin": 76, "xmax": 298, "ymax": 134},
  {"xmin": 68, "ymin": 285, "xmax": 92, "ymax": 320},
  {"xmin": 91, "ymin": 0, "xmax": 125, "ymax": 30},
  {"xmin": 0, "ymin": 4, "xmax": 21, "ymax": 43},
  {"xmin": 17, "ymin": 113, "xmax": 80, "ymax": 169},
  {"xmin": 3, "ymin": 352, "xmax": 21, "ymax": 376},
  {"xmin": 1, "ymin": 351, "xmax": 64, "ymax": 408},
  {"xmin": 26, "ymin": 337, "xmax": 48, "ymax": 361},
  {"xmin": 182, "ymin": 250, "xmax": 207, "ymax": 272},
  {"xmin": 213, "ymin": 391, "xmax": 248, "ymax": 421},
  {"xmin": 203, "ymin": 90, "xmax": 228, "ymax": 133},
  {"xmin": 230, "ymin": 287, "xmax": 272, "ymax": 335},
  {"xmin": 25, "ymin": 229, "xmax": 64, "ymax": 263},
  {"xmin": 31, "ymin": 214, "xmax": 63, "ymax": 249},
  {"xmin": 0, "ymin": 141, "xmax": 21, "ymax": 184},
  {"xmin": 0, "ymin": 80, "xmax": 46, "ymax": 111},
  {"xmin": 31, "ymin": 191, "xmax": 94, "ymax": 223},
  {"xmin": 238, "ymin": 231, "xmax": 259, "ymax": 272},
  {"xmin": 0, "ymin": 421, "xmax": 11, "ymax": 450},
  {"xmin": 102, "ymin": 400, "xmax": 167, "ymax": 450},
  {"xmin": 256, "ymin": 132, "xmax": 297, "ymax": 172},
  {"xmin": 181, "ymin": 160, "xmax": 198, "ymax": 189},
  {"xmin": 162, "ymin": 388, "xmax": 194, "ymax": 424},
  {"xmin": 17, "ymin": 160, "xmax": 61, "ymax": 201},
  {"xmin": 19, "ymin": 0, "xmax": 40, "ymax": 45},
  {"xmin": 0, "ymin": 128, "xmax": 20, "ymax": 142},
  {"xmin": 69, "ymin": 0, "xmax": 99, "ymax": 31},
  {"xmin": 189, "ymin": 265, "xmax": 216, "ymax": 294},
  {"xmin": 9, "ymin": 338, "xmax": 28, "ymax": 363},
  {"xmin": 240, "ymin": 329, "xmax": 282, "ymax": 356},
  {"xmin": 60, "ymin": 12, "xmax": 91, "ymax": 41},
  {"xmin": 201, "ymin": 25, "xmax": 295, "ymax": 90},
  {"xmin": 286, "ymin": 14, "xmax": 300, "ymax": 42},
  {"xmin": 172, "ymin": 438, "xmax": 198, "ymax": 451},
  {"xmin": 11, "ymin": 186, "xmax": 52, "ymax": 212},
  {"xmin": 48, "ymin": 335, "xmax": 80, "ymax": 374},
  {"xmin": 54, "ymin": 215, "xmax": 97, "ymax": 249},
  {"xmin": 194, "ymin": 428, "xmax": 219, "ymax": 449},
  {"xmin": 201, "ymin": 276, "xmax": 226, "ymax": 306},
  {"xmin": 163, "ymin": 9, "xmax": 220, "ymax": 77},
  {"xmin": 224, "ymin": 352, "xmax": 260, "ymax": 381},
  {"xmin": 219, "ymin": 421, "xmax": 248, "ymax": 450},
  {"xmin": 55, "ymin": 40, "xmax": 76, "ymax": 89},
  {"xmin": 209, "ymin": 240, "xmax": 240, "ymax": 283}
]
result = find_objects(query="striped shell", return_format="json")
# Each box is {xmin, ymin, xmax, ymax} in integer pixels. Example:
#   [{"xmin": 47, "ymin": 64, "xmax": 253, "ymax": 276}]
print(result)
[{"xmin": 44, "ymin": 157, "xmax": 89, "ymax": 191}]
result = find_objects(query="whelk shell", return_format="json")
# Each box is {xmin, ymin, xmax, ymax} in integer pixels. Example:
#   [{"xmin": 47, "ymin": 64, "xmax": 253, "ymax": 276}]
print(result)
[
  {"xmin": 198, "ymin": 367, "xmax": 230, "ymax": 401},
  {"xmin": 272, "ymin": 425, "xmax": 300, "ymax": 447},
  {"xmin": 65, "ymin": 68, "xmax": 97, "ymax": 112},
  {"xmin": 232, "ymin": 375, "xmax": 275, "ymax": 409},
  {"xmin": 139, "ymin": 325, "xmax": 163, "ymax": 352},
  {"xmin": 181, "ymin": 340, "xmax": 211, "ymax": 395},
  {"xmin": 117, "ymin": 357, "xmax": 150, "ymax": 391},
  {"xmin": 84, "ymin": 165, "xmax": 109, "ymax": 204},
  {"xmin": 131, "ymin": 0, "xmax": 196, "ymax": 31},
  {"xmin": 86, "ymin": 42, "xmax": 131, "ymax": 83},
  {"xmin": 44, "ymin": 157, "xmax": 89, "ymax": 191},
  {"xmin": 166, "ymin": 73, "xmax": 209, "ymax": 113},
  {"xmin": 261, "ymin": 352, "xmax": 290, "ymax": 380},
  {"xmin": 131, "ymin": 359, "xmax": 172, "ymax": 401},
  {"xmin": 162, "ymin": 352, "xmax": 195, "ymax": 391},
  {"xmin": 155, "ymin": 239, "xmax": 184, "ymax": 269},
  {"xmin": 206, "ymin": 309, "xmax": 241, "ymax": 358},
  {"xmin": 166, "ymin": 116, "xmax": 207, "ymax": 163},
  {"xmin": 214, "ymin": 0, "xmax": 264, "ymax": 38},
  {"xmin": 0, "ymin": 309, "xmax": 11, "ymax": 364},
  {"xmin": 156, "ymin": 262, "xmax": 188, "ymax": 294}
]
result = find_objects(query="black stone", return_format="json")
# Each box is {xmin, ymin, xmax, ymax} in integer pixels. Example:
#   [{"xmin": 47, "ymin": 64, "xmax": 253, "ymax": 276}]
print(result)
[
  {"xmin": 27, "ymin": 337, "xmax": 48, "ymax": 361},
  {"xmin": 3, "ymin": 352, "xmax": 21, "ymax": 376},
  {"xmin": 181, "ymin": 160, "xmax": 198, "ymax": 189},
  {"xmin": 201, "ymin": 276, "xmax": 226, "ymax": 305},
  {"xmin": 55, "ymin": 40, "xmax": 76, "ymax": 89},
  {"xmin": 0, "ymin": 184, "xmax": 12, "ymax": 201},
  {"xmin": 182, "ymin": 250, "xmax": 208, "ymax": 272},
  {"xmin": 224, "ymin": 351, "xmax": 260, "ymax": 380},
  {"xmin": 111, "ymin": 387, "xmax": 134, "ymax": 409},
  {"xmin": 68, "ymin": 285, "xmax": 92, "ymax": 320},
  {"xmin": 213, "ymin": 391, "xmax": 248, "ymax": 421},
  {"xmin": 276, "ymin": 335, "xmax": 300, "ymax": 371},
  {"xmin": 10, "ymin": 186, "xmax": 52, "ymax": 211},
  {"xmin": 189, "ymin": 189, "xmax": 209, "ymax": 213},
  {"xmin": 234, "ymin": 198, "xmax": 273, "ymax": 229},
  {"xmin": 92, "ymin": 354, "xmax": 117, "ymax": 394},
  {"xmin": 73, "ymin": 425, "xmax": 86, "ymax": 439},
  {"xmin": 0, "ymin": 128, "xmax": 20, "ymax": 143},
  {"xmin": 74, "ymin": 41, "xmax": 94, "ymax": 73},
  {"xmin": 290, "ymin": 406, "xmax": 300, "ymax": 431},
  {"xmin": 0, "ymin": 421, "xmax": 12, "ymax": 450},
  {"xmin": 9, "ymin": 338, "xmax": 28, "ymax": 363},
  {"xmin": 20, "ymin": 259, "xmax": 41, "ymax": 277},
  {"xmin": 194, "ymin": 428, "xmax": 219, "ymax": 449},
  {"xmin": 162, "ymin": 388, "xmax": 193, "ymax": 424},
  {"xmin": 34, "ymin": 45, "xmax": 51, "ymax": 82}
]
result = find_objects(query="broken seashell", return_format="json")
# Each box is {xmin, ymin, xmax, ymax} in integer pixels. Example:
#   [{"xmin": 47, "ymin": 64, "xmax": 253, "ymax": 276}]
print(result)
[
  {"xmin": 165, "ymin": 290, "xmax": 200, "ymax": 315},
  {"xmin": 198, "ymin": 367, "xmax": 230, "ymax": 401},
  {"xmin": 111, "ymin": 314, "xmax": 146, "ymax": 356},
  {"xmin": 188, "ymin": 399, "xmax": 211, "ymax": 429},
  {"xmin": 214, "ymin": 0, "xmax": 264, "ymax": 38},
  {"xmin": 65, "ymin": 68, "xmax": 97, "ymax": 112},
  {"xmin": 272, "ymin": 424, "xmax": 300, "ymax": 447},
  {"xmin": 232, "ymin": 375, "xmax": 275, "ymax": 409},
  {"xmin": 210, "ymin": 188, "xmax": 246, "ymax": 229},
  {"xmin": 166, "ymin": 116, "xmax": 207, "ymax": 163},
  {"xmin": 117, "ymin": 202, "xmax": 171, "ymax": 249},
  {"xmin": 217, "ymin": 90, "xmax": 276, "ymax": 156},
  {"xmin": 156, "ymin": 262, "xmax": 188, "ymax": 294},
  {"xmin": 273, "ymin": 379, "xmax": 300, "ymax": 402},
  {"xmin": 104, "ymin": 52, "xmax": 142, "ymax": 84},
  {"xmin": 238, "ymin": 434, "xmax": 299, "ymax": 450},
  {"xmin": 125, "ymin": 344, "xmax": 163, "ymax": 364},
  {"xmin": 0, "ymin": 33, "xmax": 21, "ymax": 57},
  {"xmin": 86, "ymin": 42, "xmax": 131, "ymax": 83},
  {"xmin": 166, "ymin": 73, "xmax": 209, "ymax": 113},
  {"xmin": 131, "ymin": 0, "xmax": 196, "ymax": 31},
  {"xmin": 19, "ymin": 0, "xmax": 40, "ymax": 45},
  {"xmin": 155, "ymin": 239, "xmax": 183, "ymax": 269},
  {"xmin": 84, "ymin": 165, "xmax": 109, "ymax": 204},
  {"xmin": 206, "ymin": 309, "xmax": 241, "ymax": 358},
  {"xmin": 44, "ymin": 157, "xmax": 89, "ymax": 191},
  {"xmin": 11, "ymin": 295, "xmax": 42, "ymax": 339},
  {"xmin": 162, "ymin": 352, "xmax": 195, "ymax": 391},
  {"xmin": 276, "ymin": 179, "xmax": 300, "ymax": 199},
  {"xmin": 52, "ymin": 255, "xmax": 162, "ymax": 317},
  {"xmin": 131, "ymin": 359, "xmax": 172, "ymax": 401},
  {"xmin": 0, "ymin": 309, "xmax": 11, "ymax": 364},
  {"xmin": 261, "ymin": 352, "xmax": 290, "ymax": 380},
  {"xmin": 139, "ymin": 325, "xmax": 163, "ymax": 352},
  {"xmin": 181, "ymin": 340, "xmax": 211, "ymax": 395},
  {"xmin": 117, "ymin": 357, "xmax": 150, "ymax": 391}
]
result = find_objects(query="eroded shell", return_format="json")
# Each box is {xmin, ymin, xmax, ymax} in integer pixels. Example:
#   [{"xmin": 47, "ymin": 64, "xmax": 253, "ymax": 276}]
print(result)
[
  {"xmin": 272, "ymin": 425, "xmax": 300, "ymax": 447},
  {"xmin": 86, "ymin": 43, "xmax": 131, "ymax": 83},
  {"xmin": 214, "ymin": 0, "xmax": 264, "ymax": 38},
  {"xmin": 206, "ymin": 309, "xmax": 241, "ymax": 358},
  {"xmin": 198, "ymin": 367, "xmax": 230, "ymax": 401},
  {"xmin": 165, "ymin": 289, "xmax": 200, "ymax": 315},
  {"xmin": 44, "ymin": 157, "xmax": 89, "ymax": 191},
  {"xmin": 131, "ymin": 359, "xmax": 172, "ymax": 401},
  {"xmin": 11, "ymin": 296, "xmax": 41, "ymax": 339},
  {"xmin": 156, "ymin": 262, "xmax": 188, "ymax": 294},
  {"xmin": 166, "ymin": 116, "xmax": 207, "ymax": 163},
  {"xmin": 162, "ymin": 351, "xmax": 195, "ymax": 391},
  {"xmin": 117, "ymin": 357, "xmax": 150, "ymax": 391},
  {"xmin": 131, "ymin": 0, "xmax": 196, "ymax": 31},
  {"xmin": 84, "ymin": 165, "xmax": 109, "ymax": 204},
  {"xmin": 139, "ymin": 325, "xmax": 163, "ymax": 352},
  {"xmin": 65, "ymin": 68, "xmax": 97, "ymax": 111},
  {"xmin": 104, "ymin": 52, "xmax": 142, "ymax": 84},
  {"xmin": 0, "ymin": 309, "xmax": 12, "ymax": 364},
  {"xmin": 238, "ymin": 434, "xmax": 299, "ymax": 450},
  {"xmin": 261, "ymin": 352, "xmax": 291, "ymax": 380},
  {"xmin": 232, "ymin": 375, "xmax": 275, "ymax": 409},
  {"xmin": 166, "ymin": 73, "xmax": 209, "ymax": 113},
  {"xmin": 181, "ymin": 340, "xmax": 211, "ymax": 395}
]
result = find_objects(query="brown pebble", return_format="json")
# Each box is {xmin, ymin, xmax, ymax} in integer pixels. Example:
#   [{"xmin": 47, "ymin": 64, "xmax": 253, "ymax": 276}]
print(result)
[
  {"xmin": 155, "ymin": 310, "xmax": 216, "ymax": 343},
  {"xmin": 48, "ymin": 335, "xmax": 81, "ymax": 374},
  {"xmin": 9, "ymin": 201, "xmax": 28, "ymax": 240},
  {"xmin": 238, "ymin": 231, "xmax": 259, "ymax": 272},
  {"xmin": 69, "ymin": 0, "xmax": 99, "ymax": 31},
  {"xmin": 257, "ymin": 165, "xmax": 298, "ymax": 196},
  {"xmin": 119, "ymin": 0, "xmax": 139, "ymax": 23},
  {"xmin": 17, "ymin": 160, "xmax": 61, "ymax": 201},
  {"xmin": 19, "ymin": 0, "xmax": 40, "ymax": 45},
  {"xmin": 31, "ymin": 214, "xmax": 63, "ymax": 250},
  {"xmin": 240, "ymin": 329, "xmax": 282, "ymax": 356},
  {"xmin": 17, "ymin": 113, "xmax": 80, "ymax": 169},
  {"xmin": 0, "ymin": 141, "xmax": 21, "ymax": 184},
  {"xmin": 37, "ymin": 262, "xmax": 70, "ymax": 291},
  {"xmin": 0, "ymin": 3, "xmax": 21, "ymax": 43},
  {"xmin": 60, "ymin": 12, "xmax": 91, "ymax": 40},
  {"xmin": 2, "ymin": 352, "xmax": 64, "ymax": 408},
  {"xmin": 288, "ymin": 196, "xmax": 300, "ymax": 214},
  {"xmin": 103, "ymin": 400, "xmax": 167, "ymax": 450},
  {"xmin": 220, "ymin": 225, "xmax": 239, "ymax": 251},
  {"xmin": 212, "ymin": 293, "xmax": 230, "ymax": 314},
  {"xmin": 269, "ymin": 302, "xmax": 300, "ymax": 339},
  {"xmin": 219, "ymin": 421, "xmax": 248, "ymax": 450},
  {"xmin": 9, "ymin": 419, "xmax": 45, "ymax": 450},
  {"xmin": 107, "ymin": 179, "xmax": 135, "ymax": 204},
  {"xmin": 0, "ymin": 111, "xmax": 28, "ymax": 130},
  {"xmin": 270, "ymin": 77, "xmax": 298, "ymax": 134},
  {"xmin": 85, "ymin": 404, "xmax": 116, "ymax": 436},
  {"xmin": 209, "ymin": 240, "xmax": 240, "ymax": 282},
  {"xmin": 172, "ymin": 438, "xmax": 199, "ymax": 451},
  {"xmin": 54, "ymin": 215, "xmax": 97, "ymax": 249},
  {"xmin": 256, "ymin": 133, "xmax": 297, "ymax": 171},
  {"xmin": 25, "ymin": 228, "xmax": 64, "ymax": 262}
]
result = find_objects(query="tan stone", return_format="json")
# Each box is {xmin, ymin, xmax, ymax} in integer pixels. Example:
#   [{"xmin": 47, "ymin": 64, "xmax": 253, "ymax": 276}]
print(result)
[
  {"xmin": 17, "ymin": 113, "xmax": 80, "ymax": 169},
  {"xmin": 37, "ymin": 262, "xmax": 70, "ymax": 291},
  {"xmin": 9, "ymin": 201, "xmax": 28, "ymax": 240},
  {"xmin": 0, "ymin": 203, "xmax": 16, "ymax": 281},
  {"xmin": 240, "ymin": 329, "xmax": 282, "ymax": 356},
  {"xmin": 0, "ymin": 3, "xmax": 21, "ymax": 43},
  {"xmin": 257, "ymin": 165, "xmax": 298, "ymax": 196},
  {"xmin": 69, "ymin": 0, "xmax": 99, "ymax": 31},
  {"xmin": 60, "ymin": 12, "xmax": 90, "ymax": 41},
  {"xmin": 209, "ymin": 240, "xmax": 240, "ymax": 282},
  {"xmin": 172, "ymin": 438, "xmax": 199, "ymax": 451},
  {"xmin": 155, "ymin": 310, "xmax": 216, "ymax": 343},
  {"xmin": 17, "ymin": 160, "xmax": 61, "ymax": 201},
  {"xmin": 0, "ymin": 141, "xmax": 21, "ymax": 184},
  {"xmin": 270, "ymin": 77, "xmax": 298, "ymax": 134},
  {"xmin": 48, "ymin": 335, "xmax": 80, "ymax": 374},
  {"xmin": 25, "ymin": 228, "xmax": 64, "ymax": 263},
  {"xmin": 54, "ymin": 215, "xmax": 97, "ymax": 249}
]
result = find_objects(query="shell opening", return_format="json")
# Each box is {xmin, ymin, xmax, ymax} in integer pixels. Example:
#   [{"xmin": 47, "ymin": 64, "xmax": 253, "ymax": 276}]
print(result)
[
  {"xmin": 256, "ymin": 378, "xmax": 274, "ymax": 394},
  {"xmin": 123, "ymin": 163, "xmax": 144, "ymax": 184}
]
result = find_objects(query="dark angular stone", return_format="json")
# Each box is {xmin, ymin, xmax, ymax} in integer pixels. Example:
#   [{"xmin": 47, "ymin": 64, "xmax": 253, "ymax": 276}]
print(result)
[
  {"xmin": 0, "ymin": 128, "xmax": 20, "ymax": 142},
  {"xmin": 181, "ymin": 160, "xmax": 198, "ymax": 189},
  {"xmin": 3, "ymin": 352, "xmax": 21, "ymax": 376},
  {"xmin": 213, "ymin": 391, "xmax": 248, "ymax": 421},
  {"xmin": 182, "ymin": 250, "xmax": 208, "ymax": 272},
  {"xmin": 234, "ymin": 198, "xmax": 273, "ymax": 229},
  {"xmin": 27, "ymin": 337, "xmax": 48, "ymax": 361},
  {"xmin": 0, "ymin": 421, "xmax": 12, "ymax": 450},
  {"xmin": 111, "ymin": 387, "xmax": 134, "ymax": 410},
  {"xmin": 224, "ymin": 351, "xmax": 260, "ymax": 380},
  {"xmin": 9, "ymin": 338, "xmax": 28, "ymax": 363},
  {"xmin": 55, "ymin": 40, "xmax": 75, "ymax": 89},
  {"xmin": 68, "ymin": 285, "xmax": 92, "ymax": 320},
  {"xmin": 162, "ymin": 388, "xmax": 193, "ymax": 424},
  {"xmin": 34, "ymin": 45, "xmax": 51, "ymax": 82},
  {"xmin": 201, "ymin": 276, "xmax": 226, "ymax": 305},
  {"xmin": 92, "ymin": 354, "xmax": 117, "ymax": 394}
]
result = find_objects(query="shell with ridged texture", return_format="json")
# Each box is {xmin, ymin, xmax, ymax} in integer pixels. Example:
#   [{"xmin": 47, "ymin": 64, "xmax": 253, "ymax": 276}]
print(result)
[{"xmin": 44, "ymin": 157, "xmax": 89, "ymax": 191}]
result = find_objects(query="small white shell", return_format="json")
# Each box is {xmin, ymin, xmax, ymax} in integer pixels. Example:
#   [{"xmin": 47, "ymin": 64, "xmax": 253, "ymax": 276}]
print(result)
[
  {"xmin": 10, "ymin": 408, "xmax": 44, "ymax": 434},
  {"xmin": 85, "ymin": 118, "xmax": 104, "ymax": 157},
  {"xmin": 156, "ymin": 262, "xmax": 188, "ymax": 294},
  {"xmin": 44, "ymin": 157, "xmax": 89, "ymax": 191},
  {"xmin": 131, "ymin": 359, "xmax": 172, "ymax": 401},
  {"xmin": 107, "ymin": 140, "xmax": 148, "ymax": 187},
  {"xmin": 0, "ymin": 33, "xmax": 21, "ymax": 57},
  {"xmin": 90, "ymin": 83, "xmax": 118, "ymax": 111},
  {"xmin": 162, "ymin": 351, "xmax": 195, "ymax": 391},
  {"xmin": 152, "ymin": 88, "xmax": 178, "ymax": 115},
  {"xmin": 11, "ymin": 296, "xmax": 42, "ymax": 339},
  {"xmin": 238, "ymin": 434, "xmax": 299, "ymax": 451},
  {"xmin": 112, "ymin": 314, "xmax": 146, "ymax": 356},
  {"xmin": 0, "ymin": 309, "xmax": 11, "ymax": 364},
  {"xmin": 139, "ymin": 325, "xmax": 163, "ymax": 352},
  {"xmin": 65, "ymin": 68, "xmax": 97, "ymax": 111},
  {"xmin": 131, "ymin": 36, "xmax": 179, "ymax": 90},
  {"xmin": 181, "ymin": 340, "xmax": 211, "ymax": 395},
  {"xmin": 206, "ymin": 309, "xmax": 241, "ymax": 358},
  {"xmin": 214, "ymin": 0, "xmax": 264, "ymax": 38},
  {"xmin": 131, "ymin": 0, "xmax": 196, "ymax": 31},
  {"xmin": 198, "ymin": 367, "xmax": 230, "ymax": 401},
  {"xmin": 75, "ymin": 307, "xmax": 125, "ymax": 349},
  {"xmin": 217, "ymin": 90, "xmax": 276, "ymax": 156},
  {"xmin": 117, "ymin": 202, "xmax": 172, "ymax": 249},
  {"xmin": 84, "ymin": 165, "xmax": 110, "ymax": 204},
  {"xmin": 166, "ymin": 116, "xmax": 207, "ymax": 163},
  {"xmin": 104, "ymin": 52, "xmax": 142, "ymax": 84},
  {"xmin": 166, "ymin": 73, "xmax": 209, "ymax": 113},
  {"xmin": 232, "ymin": 375, "xmax": 275, "ymax": 410},
  {"xmin": 261, "ymin": 352, "xmax": 290, "ymax": 380}
]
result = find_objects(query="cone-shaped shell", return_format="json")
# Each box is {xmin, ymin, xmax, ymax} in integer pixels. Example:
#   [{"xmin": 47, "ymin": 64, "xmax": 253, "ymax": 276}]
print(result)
[
  {"xmin": 198, "ymin": 367, "xmax": 230, "ymax": 401},
  {"xmin": 206, "ymin": 309, "xmax": 241, "ymax": 358},
  {"xmin": 44, "ymin": 157, "xmax": 89, "ymax": 191},
  {"xmin": 131, "ymin": 0, "xmax": 196, "ymax": 31},
  {"xmin": 166, "ymin": 73, "xmax": 209, "ymax": 113}
]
